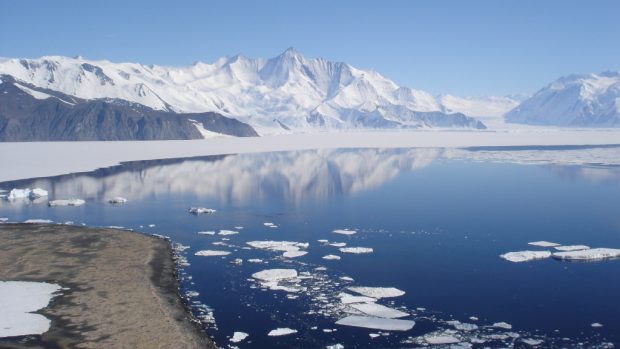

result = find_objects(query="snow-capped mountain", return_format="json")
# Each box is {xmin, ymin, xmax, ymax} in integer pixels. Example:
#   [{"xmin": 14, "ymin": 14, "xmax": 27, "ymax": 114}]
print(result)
[
  {"xmin": 505, "ymin": 71, "xmax": 620, "ymax": 127},
  {"xmin": 0, "ymin": 48, "xmax": 485, "ymax": 133},
  {"xmin": 440, "ymin": 95, "xmax": 520, "ymax": 118}
]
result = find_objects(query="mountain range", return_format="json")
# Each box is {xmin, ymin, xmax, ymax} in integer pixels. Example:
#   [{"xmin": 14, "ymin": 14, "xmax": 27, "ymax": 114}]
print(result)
[
  {"xmin": 506, "ymin": 71, "xmax": 620, "ymax": 127},
  {"xmin": 0, "ymin": 48, "xmax": 487, "ymax": 134}
]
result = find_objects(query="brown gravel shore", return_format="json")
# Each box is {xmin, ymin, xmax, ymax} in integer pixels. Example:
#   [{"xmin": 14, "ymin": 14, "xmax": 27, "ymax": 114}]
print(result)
[{"xmin": 0, "ymin": 223, "xmax": 215, "ymax": 349}]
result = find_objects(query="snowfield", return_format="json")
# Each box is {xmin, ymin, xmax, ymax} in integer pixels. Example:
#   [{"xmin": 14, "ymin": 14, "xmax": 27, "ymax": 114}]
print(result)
[{"xmin": 0, "ymin": 281, "xmax": 61, "ymax": 338}]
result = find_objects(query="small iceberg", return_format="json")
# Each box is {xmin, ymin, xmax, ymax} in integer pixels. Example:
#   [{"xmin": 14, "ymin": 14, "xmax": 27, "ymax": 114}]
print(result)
[
  {"xmin": 197, "ymin": 231, "xmax": 216, "ymax": 235},
  {"xmin": 499, "ymin": 250, "xmax": 551, "ymax": 263},
  {"xmin": 194, "ymin": 250, "xmax": 230, "ymax": 257},
  {"xmin": 493, "ymin": 321, "xmax": 513, "ymax": 329},
  {"xmin": 267, "ymin": 328, "xmax": 297, "ymax": 336},
  {"xmin": 6, "ymin": 188, "xmax": 48, "ymax": 201},
  {"xmin": 336, "ymin": 315, "xmax": 414, "ymax": 331},
  {"xmin": 264, "ymin": 222, "xmax": 278, "ymax": 228},
  {"xmin": 347, "ymin": 287, "xmax": 405, "ymax": 299},
  {"xmin": 283, "ymin": 250, "xmax": 307, "ymax": 258},
  {"xmin": 23, "ymin": 219, "xmax": 53, "ymax": 224},
  {"xmin": 339, "ymin": 247, "xmax": 373, "ymax": 254},
  {"xmin": 48, "ymin": 199, "xmax": 85, "ymax": 207},
  {"xmin": 188, "ymin": 207, "xmax": 216, "ymax": 214},
  {"xmin": 552, "ymin": 248, "xmax": 620, "ymax": 261},
  {"xmin": 528, "ymin": 241, "xmax": 560, "ymax": 247},
  {"xmin": 108, "ymin": 197, "xmax": 128, "ymax": 204},
  {"xmin": 333, "ymin": 229, "xmax": 356, "ymax": 235},
  {"xmin": 329, "ymin": 242, "xmax": 347, "ymax": 247}
]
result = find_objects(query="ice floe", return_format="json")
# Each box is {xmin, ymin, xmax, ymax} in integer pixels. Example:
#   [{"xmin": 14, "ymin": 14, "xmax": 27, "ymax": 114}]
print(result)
[
  {"xmin": 230, "ymin": 331, "xmax": 249, "ymax": 343},
  {"xmin": 521, "ymin": 338, "xmax": 544, "ymax": 346},
  {"xmin": 188, "ymin": 207, "xmax": 216, "ymax": 214},
  {"xmin": 335, "ymin": 315, "xmax": 414, "ymax": 331},
  {"xmin": 349, "ymin": 302, "xmax": 409, "ymax": 319},
  {"xmin": 0, "ymin": 281, "xmax": 61, "ymax": 338},
  {"xmin": 195, "ymin": 250, "xmax": 230, "ymax": 257},
  {"xmin": 252, "ymin": 269, "xmax": 298, "ymax": 282},
  {"xmin": 197, "ymin": 231, "xmax": 216, "ymax": 235},
  {"xmin": 499, "ymin": 250, "xmax": 551, "ymax": 263},
  {"xmin": 48, "ymin": 199, "xmax": 85, "ymax": 207},
  {"xmin": 108, "ymin": 196, "xmax": 127, "ymax": 204},
  {"xmin": 554, "ymin": 245, "xmax": 590, "ymax": 251},
  {"xmin": 347, "ymin": 287, "xmax": 405, "ymax": 299},
  {"xmin": 326, "ymin": 344, "xmax": 344, "ymax": 349},
  {"xmin": 218, "ymin": 229, "xmax": 239, "ymax": 236},
  {"xmin": 333, "ymin": 229, "xmax": 356, "ymax": 235},
  {"xmin": 591, "ymin": 322, "xmax": 603, "ymax": 328},
  {"xmin": 322, "ymin": 254, "xmax": 341, "ymax": 260},
  {"xmin": 528, "ymin": 241, "xmax": 560, "ymax": 247},
  {"xmin": 339, "ymin": 247, "xmax": 373, "ymax": 254},
  {"xmin": 425, "ymin": 335, "xmax": 461, "ymax": 345},
  {"xmin": 283, "ymin": 251, "xmax": 308, "ymax": 258},
  {"xmin": 492, "ymin": 322, "xmax": 513, "ymax": 329},
  {"xmin": 264, "ymin": 222, "xmax": 278, "ymax": 228},
  {"xmin": 552, "ymin": 248, "xmax": 620, "ymax": 261},
  {"xmin": 247, "ymin": 258, "xmax": 263, "ymax": 263},
  {"xmin": 329, "ymin": 242, "xmax": 347, "ymax": 247},
  {"xmin": 267, "ymin": 327, "xmax": 297, "ymax": 336},
  {"xmin": 339, "ymin": 293, "xmax": 377, "ymax": 304}
]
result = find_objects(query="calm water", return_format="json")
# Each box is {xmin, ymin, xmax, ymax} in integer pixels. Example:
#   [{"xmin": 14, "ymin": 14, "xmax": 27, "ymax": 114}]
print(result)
[{"xmin": 1, "ymin": 147, "xmax": 620, "ymax": 348}]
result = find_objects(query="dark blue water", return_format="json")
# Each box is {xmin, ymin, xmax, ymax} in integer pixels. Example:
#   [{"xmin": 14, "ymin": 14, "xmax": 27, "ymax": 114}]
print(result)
[{"xmin": 1, "ymin": 148, "xmax": 619, "ymax": 348}]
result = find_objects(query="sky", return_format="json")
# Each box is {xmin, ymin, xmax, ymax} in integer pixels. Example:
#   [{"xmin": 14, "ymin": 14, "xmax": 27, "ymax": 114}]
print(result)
[{"xmin": 1, "ymin": 0, "xmax": 619, "ymax": 97}]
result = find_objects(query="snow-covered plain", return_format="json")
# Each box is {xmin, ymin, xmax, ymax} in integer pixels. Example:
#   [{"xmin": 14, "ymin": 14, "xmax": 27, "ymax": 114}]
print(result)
[
  {"xmin": 1, "ymin": 130, "xmax": 620, "ymax": 182},
  {"xmin": 0, "ymin": 281, "xmax": 61, "ymax": 338}
]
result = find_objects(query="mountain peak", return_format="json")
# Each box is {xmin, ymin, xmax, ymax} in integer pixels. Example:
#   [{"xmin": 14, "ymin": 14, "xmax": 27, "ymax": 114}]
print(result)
[{"xmin": 281, "ymin": 47, "xmax": 302, "ymax": 59}]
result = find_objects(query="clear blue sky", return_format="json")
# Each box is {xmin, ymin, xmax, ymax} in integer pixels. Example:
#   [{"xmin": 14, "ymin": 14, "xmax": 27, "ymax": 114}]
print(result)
[{"xmin": 1, "ymin": 0, "xmax": 618, "ymax": 96}]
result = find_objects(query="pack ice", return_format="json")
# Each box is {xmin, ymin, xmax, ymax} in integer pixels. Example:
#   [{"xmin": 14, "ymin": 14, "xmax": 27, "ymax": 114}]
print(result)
[
  {"xmin": 552, "ymin": 248, "xmax": 620, "ymax": 261},
  {"xmin": 336, "ymin": 315, "xmax": 415, "ymax": 331}
]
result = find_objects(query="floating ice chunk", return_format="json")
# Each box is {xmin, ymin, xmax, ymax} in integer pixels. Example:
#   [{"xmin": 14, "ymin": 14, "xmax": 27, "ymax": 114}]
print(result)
[
  {"xmin": 323, "ymin": 254, "xmax": 341, "ymax": 260},
  {"xmin": 499, "ymin": 250, "xmax": 551, "ymax": 262},
  {"xmin": 469, "ymin": 316, "xmax": 479, "ymax": 321},
  {"xmin": 425, "ymin": 335, "xmax": 460, "ymax": 345},
  {"xmin": 552, "ymin": 248, "xmax": 620, "ymax": 261},
  {"xmin": 195, "ymin": 250, "xmax": 230, "ymax": 257},
  {"xmin": 0, "ymin": 281, "xmax": 61, "ymax": 338},
  {"xmin": 554, "ymin": 245, "xmax": 590, "ymax": 251},
  {"xmin": 48, "ymin": 199, "xmax": 85, "ymax": 207},
  {"xmin": 339, "ymin": 247, "xmax": 373, "ymax": 254},
  {"xmin": 349, "ymin": 302, "xmax": 409, "ymax": 319},
  {"xmin": 591, "ymin": 322, "xmax": 603, "ymax": 328},
  {"xmin": 108, "ymin": 196, "xmax": 127, "ymax": 204},
  {"xmin": 197, "ymin": 231, "xmax": 216, "ymax": 235},
  {"xmin": 447, "ymin": 320, "xmax": 478, "ymax": 331},
  {"xmin": 247, "ymin": 241, "xmax": 308, "ymax": 252},
  {"xmin": 336, "ymin": 315, "xmax": 414, "ymax": 331},
  {"xmin": 493, "ymin": 322, "xmax": 513, "ymax": 329},
  {"xmin": 230, "ymin": 331, "xmax": 249, "ymax": 343},
  {"xmin": 326, "ymin": 344, "xmax": 344, "ymax": 349},
  {"xmin": 340, "ymin": 276, "xmax": 354, "ymax": 282},
  {"xmin": 252, "ymin": 269, "xmax": 298, "ymax": 282},
  {"xmin": 188, "ymin": 207, "xmax": 216, "ymax": 214},
  {"xmin": 333, "ymin": 229, "xmax": 356, "ymax": 235},
  {"xmin": 247, "ymin": 258, "xmax": 263, "ymax": 263},
  {"xmin": 148, "ymin": 224, "xmax": 156, "ymax": 227},
  {"xmin": 264, "ymin": 222, "xmax": 278, "ymax": 228},
  {"xmin": 329, "ymin": 242, "xmax": 347, "ymax": 247},
  {"xmin": 23, "ymin": 219, "xmax": 53, "ymax": 224},
  {"xmin": 522, "ymin": 338, "xmax": 544, "ymax": 346},
  {"xmin": 347, "ymin": 287, "xmax": 405, "ymax": 299},
  {"xmin": 317, "ymin": 239, "xmax": 329, "ymax": 244},
  {"xmin": 283, "ymin": 251, "xmax": 307, "ymax": 258},
  {"xmin": 268, "ymin": 328, "xmax": 297, "ymax": 336},
  {"xmin": 7, "ymin": 188, "xmax": 31, "ymax": 200},
  {"xmin": 339, "ymin": 293, "xmax": 377, "ymax": 304},
  {"xmin": 29, "ymin": 188, "xmax": 48, "ymax": 199},
  {"xmin": 218, "ymin": 230, "xmax": 239, "ymax": 236},
  {"xmin": 528, "ymin": 241, "xmax": 560, "ymax": 247},
  {"xmin": 369, "ymin": 333, "xmax": 380, "ymax": 338}
]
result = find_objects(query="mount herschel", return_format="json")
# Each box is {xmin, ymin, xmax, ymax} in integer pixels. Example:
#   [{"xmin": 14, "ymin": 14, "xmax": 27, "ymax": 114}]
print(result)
[{"xmin": 0, "ymin": 48, "xmax": 486, "ymax": 138}]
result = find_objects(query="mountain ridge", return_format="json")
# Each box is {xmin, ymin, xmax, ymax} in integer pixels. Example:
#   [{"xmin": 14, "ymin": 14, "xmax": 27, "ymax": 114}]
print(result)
[{"xmin": 0, "ymin": 49, "xmax": 486, "ymax": 132}]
